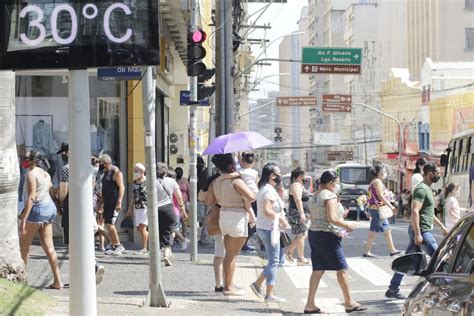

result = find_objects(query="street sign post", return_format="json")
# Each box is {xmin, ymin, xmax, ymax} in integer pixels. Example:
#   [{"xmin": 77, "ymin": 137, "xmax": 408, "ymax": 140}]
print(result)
[
  {"xmin": 180, "ymin": 90, "xmax": 210, "ymax": 106},
  {"xmin": 327, "ymin": 151, "xmax": 354, "ymax": 161},
  {"xmin": 97, "ymin": 67, "xmax": 142, "ymax": 81},
  {"xmin": 301, "ymin": 47, "xmax": 362, "ymax": 74},
  {"xmin": 322, "ymin": 94, "xmax": 352, "ymax": 113},
  {"xmin": 276, "ymin": 96, "xmax": 317, "ymax": 106}
]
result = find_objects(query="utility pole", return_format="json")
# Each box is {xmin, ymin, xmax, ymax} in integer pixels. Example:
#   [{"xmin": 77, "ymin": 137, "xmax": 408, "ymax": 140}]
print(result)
[
  {"xmin": 215, "ymin": 1, "xmax": 225, "ymax": 136},
  {"xmin": 189, "ymin": 0, "xmax": 199, "ymax": 262},
  {"xmin": 223, "ymin": 0, "xmax": 234, "ymax": 134},
  {"xmin": 68, "ymin": 69, "xmax": 96, "ymax": 316},
  {"xmin": 363, "ymin": 124, "xmax": 368, "ymax": 165},
  {"xmin": 142, "ymin": 67, "xmax": 168, "ymax": 307}
]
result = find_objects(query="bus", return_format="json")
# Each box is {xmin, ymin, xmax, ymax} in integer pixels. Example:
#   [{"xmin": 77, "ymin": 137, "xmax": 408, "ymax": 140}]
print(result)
[
  {"xmin": 335, "ymin": 163, "xmax": 371, "ymax": 219},
  {"xmin": 440, "ymin": 129, "xmax": 474, "ymax": 210}
]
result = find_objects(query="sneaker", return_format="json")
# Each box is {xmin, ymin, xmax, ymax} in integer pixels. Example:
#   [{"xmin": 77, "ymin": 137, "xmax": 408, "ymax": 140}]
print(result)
[
  {"xmin": 95, "ymin": 265, "xmax": 105, "ymax": 285},
  {"xmin": 250, "ymin": 282, "xmax": 264, "ymax": 299},
  {"xmin": 242, "ymin": 244, "xmax": 256, "ymax": 252},
  {"xmin": 180, "ymin": 239, "xmax": 190, "ymax": 251},
  {"xmin": 214, "ymin": 286, "xmax": 224, "ymax": 292},
  {"xmin": 390, "ymin": 251, "xmax": 402, "ymax": 256},
  {"xmin": 163, "ymin": 256, "xmax": 172, "ymax": 266},
  {"xmin": 105, "ymin": 244, "xmax": 124, "ymax": 255},
  {"xmin": 135, "ymin": 249, "xmax": 148, "ymax": 255},
  {"xmin": 104, "ymin": 244, "xmax": 113, "ymax": 252},
  {"xmin": 265, "ymin": 295, "xmax": 286, "ymax": 303},
  {"xmin": 385, "ymin": 289, "xmax": 406, "ymax": 300}
]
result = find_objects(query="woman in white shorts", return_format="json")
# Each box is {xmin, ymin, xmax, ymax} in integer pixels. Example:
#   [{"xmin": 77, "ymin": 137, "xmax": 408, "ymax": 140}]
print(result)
[
  {"xmin": 206, "ymin": 154, "xmax": 256, "ymax": 296},
  {"xmin": 127, "ymin": 163, "xmax": 148, "ymax": 255}
]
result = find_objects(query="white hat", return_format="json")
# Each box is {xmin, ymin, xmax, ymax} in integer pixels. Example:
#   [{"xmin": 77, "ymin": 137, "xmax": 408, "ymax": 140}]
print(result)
[{"xmin": 135, "ymin": 163, "xmax": 146, "ymax": 172}]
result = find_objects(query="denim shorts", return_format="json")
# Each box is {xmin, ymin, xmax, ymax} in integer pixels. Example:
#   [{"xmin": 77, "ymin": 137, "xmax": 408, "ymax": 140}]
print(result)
[
  {"xmin": 27, "ymin": 199, "xmax": 57, "ymax": 224},
  {"xmin": 368, "ymin": 208, "xmax": 390, "ymax": 232}
]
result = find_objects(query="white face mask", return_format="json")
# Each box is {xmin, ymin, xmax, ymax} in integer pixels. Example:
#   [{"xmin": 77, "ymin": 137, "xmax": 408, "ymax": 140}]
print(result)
[
  {"xmin": 333, "ymin": 184, "xmax": 341, "ymax": 193},
  {"xmin": 93, "ymin": 166, "xmax": 99, "ymax": 172},
  {"xmin": 453, "ymin": 190, "xmax": 461, "ymax": 198},
  {"xmin": 133, "ymin": 172, "xmax": 142, "ymax": 180}
]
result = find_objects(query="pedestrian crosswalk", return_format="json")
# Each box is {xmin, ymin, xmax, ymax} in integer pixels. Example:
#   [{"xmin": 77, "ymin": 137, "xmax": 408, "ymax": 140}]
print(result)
[
  {"xmin": 282, "ymin": 257, "xmax": 404, "ymax": 288},
  {"xmin": 277, "ymin": 256, "xmax": 412, "ymax": 315},
  {"xmin": 345, "ymin": 258, "xmax": 405, "ymax": 286}
]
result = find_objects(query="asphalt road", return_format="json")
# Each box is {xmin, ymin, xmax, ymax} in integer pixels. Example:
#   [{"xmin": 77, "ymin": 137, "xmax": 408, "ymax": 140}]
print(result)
[{"xmin": 24, "ymin": 219, "xmax": 445, "ymax": 315}]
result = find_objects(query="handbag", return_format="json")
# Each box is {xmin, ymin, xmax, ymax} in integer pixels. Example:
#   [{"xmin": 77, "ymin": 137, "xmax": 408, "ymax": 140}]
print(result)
[
  {"xmin": 206, "ymin": 204, "xmax": 221, "ymax": 235},
  {"xmin": 280, "ymin": 231, "xmax": 292, "ymax": 248},
  {"xmin": 378, "ymin": 205, "xmax": 393, "ymax": 220},
  {"xmin": 120, "ymin": 215, "xmax": 134, "ymax": 230}
]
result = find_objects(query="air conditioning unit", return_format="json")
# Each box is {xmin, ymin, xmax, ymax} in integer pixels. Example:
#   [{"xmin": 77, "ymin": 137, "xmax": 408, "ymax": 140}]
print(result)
[{"xmin": 169, "ymin": 132, "xmax": 188, "ymax": 166}]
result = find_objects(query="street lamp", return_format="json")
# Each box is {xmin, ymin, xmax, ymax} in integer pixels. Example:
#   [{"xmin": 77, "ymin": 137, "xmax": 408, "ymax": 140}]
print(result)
[
  {"xmin": 353, "ymin": 102, "xmax": 404, "ymax": 191},
  {"xmin": 237, "ymin": 99, "xmax": 276, "ymax": 120},
  {"xmin": 236, "ymin": 31, "xmax": 304, "ymax": 77}
]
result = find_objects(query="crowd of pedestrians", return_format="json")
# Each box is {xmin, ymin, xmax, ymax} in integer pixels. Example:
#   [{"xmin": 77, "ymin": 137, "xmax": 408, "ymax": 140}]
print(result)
[{"xmin": 17, "ymin": 145, "xmax": 470, "ymax": 314}]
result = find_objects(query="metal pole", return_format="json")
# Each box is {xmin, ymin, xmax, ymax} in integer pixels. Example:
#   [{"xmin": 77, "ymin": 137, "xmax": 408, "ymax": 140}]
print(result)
[
  {"xmin": 238, "ymin": 100, "xmax": 275, "ymax": 119},
  {"xmin": 363, "ymin": 124, "xmax": 368, "ymax": 165},
  {"xmin": 224, "ymin": 0, "xmax": 234, "ymax": 134},
  {"xmin": 142, "ymin": 67, "xmax": 168, "ymax": 307},
  {"xmin": 207, "ymin": 94, "xmax": 216, "ymax": 175},
  {"xmin": 215, "ymin": 0, "xmax": 225, "ymax": 136},
  {"xmin": 68, "ymin": 69, "xmax": 96, "ymax": 316},
  {"xmin": 189, "ymin": 0, "xmax": 199, "ymax": 262}
]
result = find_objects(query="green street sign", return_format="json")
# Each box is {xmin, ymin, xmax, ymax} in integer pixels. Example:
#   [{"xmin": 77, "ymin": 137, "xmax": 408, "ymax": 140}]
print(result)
[{"xmin": 302, "ymin": 47, "xmax": 362, "ymax": 65}]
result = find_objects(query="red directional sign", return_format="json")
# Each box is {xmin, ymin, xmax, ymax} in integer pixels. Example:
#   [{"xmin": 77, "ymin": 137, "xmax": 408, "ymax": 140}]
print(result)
[
  {"xmin": 322, "ymin": 94, "xmax": 352, "ymax": 113},
  {"xmin": 276, "ymin": 96, "xmax": 317, "ymax": 106}
]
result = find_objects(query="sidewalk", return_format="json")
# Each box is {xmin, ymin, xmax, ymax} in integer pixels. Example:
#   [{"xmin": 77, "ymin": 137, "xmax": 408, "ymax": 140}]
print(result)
[{"xmin": 24, "ymin": 241, "xmax": 281, "ymax": 315}]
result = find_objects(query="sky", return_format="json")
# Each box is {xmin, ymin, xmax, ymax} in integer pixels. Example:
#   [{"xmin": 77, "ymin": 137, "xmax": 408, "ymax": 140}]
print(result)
[{"xmin": 246, "ymin": 0, "xmax": 308, "ymax": 101}]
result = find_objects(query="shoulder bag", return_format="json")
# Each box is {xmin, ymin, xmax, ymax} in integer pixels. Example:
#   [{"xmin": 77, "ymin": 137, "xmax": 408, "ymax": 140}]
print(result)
[{"xmin": 378, "ymin": 205, "xmax": 393, "ymax": 220}]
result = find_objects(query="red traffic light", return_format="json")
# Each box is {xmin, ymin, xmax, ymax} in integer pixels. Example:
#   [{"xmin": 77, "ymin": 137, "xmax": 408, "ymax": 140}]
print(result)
[{"xmin": 189, "ymin": 28, "xmax": 207, "ymax": 44}]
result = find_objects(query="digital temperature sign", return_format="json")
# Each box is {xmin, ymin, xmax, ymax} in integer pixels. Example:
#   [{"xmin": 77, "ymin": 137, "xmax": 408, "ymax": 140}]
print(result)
[{"xmin": 0, "ymin": 1, "xmax": 160, "ymax": 70}]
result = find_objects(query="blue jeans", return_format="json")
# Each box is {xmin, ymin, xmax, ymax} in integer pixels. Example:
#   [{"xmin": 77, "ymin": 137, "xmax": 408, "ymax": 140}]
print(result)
[
  {"xmin": 257, "ymin": 228, "xmax": 280, "ymax": 286},
  {"xmin": 389, "ymin": 225, "xmax": 438, "ymax": 291}
]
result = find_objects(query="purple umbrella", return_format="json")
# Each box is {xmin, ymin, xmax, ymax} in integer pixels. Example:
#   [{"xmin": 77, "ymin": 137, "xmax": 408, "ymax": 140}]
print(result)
[{"xmin": 203, "ymin": 131, "xmax": 273, "ymax": 155}]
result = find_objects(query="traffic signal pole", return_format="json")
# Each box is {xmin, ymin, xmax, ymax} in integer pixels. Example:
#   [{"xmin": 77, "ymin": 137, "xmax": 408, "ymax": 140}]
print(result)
[{"xmin": 189, "ymin": 0, "xmax": 199, "ymax": 262}]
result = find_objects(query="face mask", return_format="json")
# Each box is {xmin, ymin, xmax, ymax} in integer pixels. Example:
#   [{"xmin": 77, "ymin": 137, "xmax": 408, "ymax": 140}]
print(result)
[
  {"xmin": 133, "ymin": 172, "xmax": 141, "ymax": 180},
  {"xmin": 21, "ymin": 160, "xmax": 31, "ymax": 169},
  {"xmin": 176, "ymin": 172, "xmax": 183, "ymax": 180},
  {"xmin": 92, "ymin": 166, "xmax": 99, "ymax": 172},
  {"xmin": 273, "ymin": 174, "xmax": 282, "ymax": 184},
  {"xmin": 431, "ymin": 175, "xmax": 440, "ymax": 183},
  {"xmin": 453, "ymin": 190, "xmax": 461, "ymax": 198},
  {"xmin": 301, "ymin": 177, "xmax": 307, "ymax": 185},
  {"xmin": 99, "ymin": 164, "xmax": 105, "ymax": 172},
  {"xmin": 333, "ymin": 184, "xmax": 341, "ymax": 193},
  {"xmin": 61, "ymin": 153, "xmax": 68, "ymax": 163}
]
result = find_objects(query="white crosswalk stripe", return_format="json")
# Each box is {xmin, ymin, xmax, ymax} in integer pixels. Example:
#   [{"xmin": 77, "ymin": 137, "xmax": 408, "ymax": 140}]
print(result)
[
  {"xmin": 346, "ymin": 258, "xmax": 405, "ymax": 286},
  {"xmin": 283, "ymin": 265, "xmax": 328, "ymax": 288}
]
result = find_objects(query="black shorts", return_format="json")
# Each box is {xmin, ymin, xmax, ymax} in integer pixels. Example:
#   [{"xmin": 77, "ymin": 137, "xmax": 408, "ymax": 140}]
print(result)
[{"xmin": 103, "ymin": 202, "xmax": 119, "ymax": 225}]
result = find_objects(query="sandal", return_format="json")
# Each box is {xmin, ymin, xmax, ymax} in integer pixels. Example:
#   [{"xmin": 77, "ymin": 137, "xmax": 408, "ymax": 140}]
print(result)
[
  {"xmin": 303, "ymin": 307, "xmax": 321, "ymax": 314},
  {"xmin": 297, "ymin": 257, "xmax": 310, "ymax": 265},
  {"xmin": 46, "ymin": 283, "xmax": 69, "ymax": 290},
  {"xmin": 284, "ymin": 250, "xmax": 295, "ymax": 262},
  {"xmin": 345, "ymin": 304, "xmax": 367, "ymax": 313}
]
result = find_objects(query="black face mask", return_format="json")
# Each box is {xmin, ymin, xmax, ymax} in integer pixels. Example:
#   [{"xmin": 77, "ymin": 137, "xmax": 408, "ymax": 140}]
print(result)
[
  {"xmin": 273, "ymin": 174, "xmax": 282, "ymax": 184},
  {"xmin": 431, "ymin": 175, "xmax": 440, "ymax": 183},
  {"xmin": 176, "ymin": 172, "xmax": 183, "ymax": 180},
  {"xmin": 61, "ymin": 153, "xmax": 68, "ymax": 163},
  {"xmin": 99, "ymin": 164, "xmax": 105, "ymax": 172}
]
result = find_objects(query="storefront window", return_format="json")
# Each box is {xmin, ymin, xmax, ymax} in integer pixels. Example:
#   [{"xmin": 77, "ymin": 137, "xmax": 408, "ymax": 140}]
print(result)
[{"xmin": 15, "ymin": 75, "xmax": 123, "ymax": 188}]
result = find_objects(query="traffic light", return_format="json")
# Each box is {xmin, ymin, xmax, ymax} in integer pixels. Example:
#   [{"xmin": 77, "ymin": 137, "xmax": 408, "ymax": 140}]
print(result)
[
  {"xmin": 198, "ymin": 68, "xmax": 215, "ymax": 100},
  {"xmin": 187, "ymin": 28, "xmax": 207, "ymax": 76}
]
